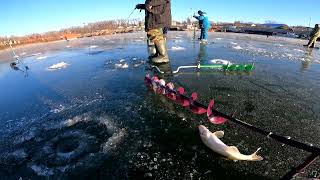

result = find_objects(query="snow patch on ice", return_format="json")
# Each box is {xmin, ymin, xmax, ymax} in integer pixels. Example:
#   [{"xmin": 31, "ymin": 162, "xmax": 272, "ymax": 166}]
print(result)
[
  {"xmin": 50, "ymin": 105, "xmax": 65, "ymax": 114},
  {"xmin": 169, "ymin": 46, "xmax": 186, "ymax": 51},
  {"xmin": 115, "ymin": 63, "xmax": 129, "ymax": 69},
  {"xmin": 36, "ymin": 56, "xmax": 47, "ymax": 60},
  {"xmin": 230, "ymin": 42, "xmax": 238, "ymax": 45},
  {"xmin": 293, "ymin": 49, "xmax": 304, "ymax": 52},
  {"xmin": 47, "ymin": 62, "xmax": 70, "ymax": 71},
  {"xmin": 210, "ymin": 59, "xmax": 232, "ymax": 65},
  {"xmin": 89, "ymin": 45, "xmax": 98, "ymax": 49},
  {"xmin": 32, "ymin": 53, "xmax": 42, "ymax": 56},
  {"xmin": 102, "ymin": 128, "xmax": 126, "ymax": 153},
  {"xmin": 232, "ymin": 45, "xmax": 243, "ymax": 50}
]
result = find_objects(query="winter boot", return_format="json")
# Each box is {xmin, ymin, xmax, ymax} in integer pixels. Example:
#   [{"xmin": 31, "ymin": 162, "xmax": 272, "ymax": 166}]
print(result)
[
  {"xmin": 147, "ymin": 39, "xmax": 157, "ymax": 59},
  {"xmin": 152, "ymin": 39, "xmax": 169, "ymax": 64}
]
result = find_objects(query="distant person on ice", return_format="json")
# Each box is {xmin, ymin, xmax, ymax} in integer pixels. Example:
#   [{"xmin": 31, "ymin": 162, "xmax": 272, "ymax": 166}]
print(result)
[
  {"xmin": 136, "ymin": 0, "xmax": 172, "ymax": 64},
  {"xmin": 304, "ymin": 24, "xmax": 320, "ymax": 48},
  {"xmin": 193, "ymin": 10, "xmax": 211, "ymax": 43}
]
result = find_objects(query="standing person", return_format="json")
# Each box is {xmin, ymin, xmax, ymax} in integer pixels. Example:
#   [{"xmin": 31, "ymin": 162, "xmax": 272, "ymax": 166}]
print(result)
[
  {"xmin": 304, "ymin": 24, "xmax": 320, "ymax": 48},
  {"xmin": 193, "ymin": 10, "xmax": 211, "ymax": 42},
  {"xmin": 136, "ymin": 0, "xmax": 172, "ymax": 64}
]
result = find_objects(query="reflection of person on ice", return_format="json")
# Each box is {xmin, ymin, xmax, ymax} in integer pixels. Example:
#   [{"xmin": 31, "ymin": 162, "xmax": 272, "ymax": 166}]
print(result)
[
  {"xmin": 136, "ymin": 0, "xmax": 172, "ymax": 64},
  {"xmin": 193, "ymin": 10, "xmax": 211, "ymax": 43},
  {"xmin": 304, "ymin": 24, "xmax": 320, "ymax": 48}
]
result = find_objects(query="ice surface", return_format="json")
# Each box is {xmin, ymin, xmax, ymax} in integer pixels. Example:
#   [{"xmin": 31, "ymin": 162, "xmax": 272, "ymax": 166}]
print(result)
[{"xmin": 0, "ymin": 32, "xmax": 320, "ymax": 179}]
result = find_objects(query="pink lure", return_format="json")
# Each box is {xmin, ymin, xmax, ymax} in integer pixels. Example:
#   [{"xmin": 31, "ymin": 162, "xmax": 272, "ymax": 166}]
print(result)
[
  {"xmin": 144, "ymin": 74, "xmax": 152, "ymax": 89},
  {"xmin": 166, "ymin": 82, "xmax": 176, "ymax": 100},
  {"xmin": 189, "ymin": 92, "xmax": 207, "ymax": 114},
  {"xmin": 207, "ymin": 100, "xmax": 227, "ymax": 124},
  {"xmin": 175, "ymin": 87, "xmax": 190, "ymax": 107}
]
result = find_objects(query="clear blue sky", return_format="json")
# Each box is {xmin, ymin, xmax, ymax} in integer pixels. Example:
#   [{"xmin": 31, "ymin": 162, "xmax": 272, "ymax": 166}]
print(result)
[{"xmin": 1, "ymin": 0, "xmax": 320, "ymax": 36}]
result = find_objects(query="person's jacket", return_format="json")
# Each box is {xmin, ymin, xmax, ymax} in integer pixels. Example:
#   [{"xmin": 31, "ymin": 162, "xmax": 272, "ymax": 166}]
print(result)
[
  {"xmin": 136, "ymin": 0, "xmax": 171, "ymax": 31},
  {"xmin": 310, "ymin": 27, "xmax": 320, "ymax": 38},
  {"xmin": 194, "ymin": 14, "xmax": 211, "ymax": 29}
]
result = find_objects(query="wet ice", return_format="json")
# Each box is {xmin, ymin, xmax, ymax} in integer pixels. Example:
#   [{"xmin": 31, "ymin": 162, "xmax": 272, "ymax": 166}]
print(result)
[{"xmin": 0, "ymin": 32, "xmax": 320, "ymax": 179}]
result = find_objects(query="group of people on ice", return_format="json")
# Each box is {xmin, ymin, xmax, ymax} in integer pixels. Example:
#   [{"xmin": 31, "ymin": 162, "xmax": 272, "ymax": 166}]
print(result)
[{"xmin": 135, "ymin": 0, "xmax": 319, "ymax": 64}]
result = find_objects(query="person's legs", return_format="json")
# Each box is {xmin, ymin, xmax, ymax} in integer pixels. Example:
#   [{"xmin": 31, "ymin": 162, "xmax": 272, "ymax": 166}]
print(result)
[
  {"xmin": 147, "ymin": 28, "xmax": 169, "ymax": 63},
  {"xmin": 203, "ymin": 28, "xmax": 208, "ymax": 40},
  {"xmin": 147, "ymin": 38, "xmax": 157, "ymax": 59},
  {"xmin": 308, "ymin": 37, "xmax": 317, "ymax": 48},
  {"xmin": 200, "ymin": 28, "xmax": 205, "ymax": 40}
]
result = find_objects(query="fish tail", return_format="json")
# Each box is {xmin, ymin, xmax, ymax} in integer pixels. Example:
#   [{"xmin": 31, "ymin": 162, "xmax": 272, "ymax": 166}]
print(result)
[{"xmin": 250, "ymin": 147, "xmax": 263, "ymax": 161}]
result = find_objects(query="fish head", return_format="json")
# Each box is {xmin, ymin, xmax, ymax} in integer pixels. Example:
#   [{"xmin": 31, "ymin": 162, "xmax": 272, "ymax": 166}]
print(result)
[{"xmin": 198, "ymin": 125, "xmax": 210, "ymax": 138}]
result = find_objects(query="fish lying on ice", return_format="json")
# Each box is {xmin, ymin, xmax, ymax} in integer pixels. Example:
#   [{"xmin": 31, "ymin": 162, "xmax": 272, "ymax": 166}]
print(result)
[{"xmin": 198, "ymin": 125, "xmax": 263, "ymax": 161}]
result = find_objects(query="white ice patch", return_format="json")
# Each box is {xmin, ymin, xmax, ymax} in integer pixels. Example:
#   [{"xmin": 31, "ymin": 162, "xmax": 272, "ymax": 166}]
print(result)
[
  {"xmin": 210, "ymin": 59, "xmax": 232, "ymax": 65},
  {"xmin": 174, "ymin": 39, "xmax": 183, "ymax": 43},
  {"xmin": 232, "ymin": 45, "xmax": 243, "ymax": 50},
  {"xmin": 30, "ymin": 164, "xmax": 54, "ymax": 176},
  {"xmin": 50, "ymin": 105, "xmax": 65, "ymax": 114},
  {"xmin": 47, "ymin": 62, "xmax": 70, "ymax": 71},
  {"xmin": 119, "ymin": 59, "xmax": 126, "ymax": 63},
  {"xmin": 293, "ymin": 49, "xmax": 304, "ymax": 52},
  {"xmin": 66, "ymin": 45, "xmax": 71, "ymax": 48},
  {"xmin": 230, "ymin": 42, "xmax": 238, "ymax": 45},
  {"xmin": 115, "ymin": 63, "xmax": 129, "ymax": 69},
  {"xmin": 283, "ymin": 53, "xmax": 293, "ymax": 58},
  {"xmin": 32, "ymin": 53, "xmax": 42, "ymax": 56},
  {"xmin": 89, "ymin": 45, "xmax": 98, "ymax": 49},
  {"xmin": 20, "ymin": 52, "xmax": 27, "ymax": 56},
  {"xmin": 102, "ymin": 128, "xmax": 126, "ymax": 153},
  {"xmin": 275, "ymin": 44, "xmax": 284, "ymax": 47},
  {"xmin": 215, "ymin": 38, "xmax": 223, "ymax": 40},
  {"xmin": 63, "ymin": 113, "xmax": 92, "ymax": 127},
  {"xmin": 169, "ymin": 46, "xmax": 186, "ymax": 51},
  {"xmin": 36, "ymin": 56, "xmax": 47, "ymax": 60}
]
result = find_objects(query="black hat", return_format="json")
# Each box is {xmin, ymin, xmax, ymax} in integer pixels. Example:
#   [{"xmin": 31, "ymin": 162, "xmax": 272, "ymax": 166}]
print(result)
[{"xmin": 198, "ymin": 10, "xmax": 204, "ymax": 15}]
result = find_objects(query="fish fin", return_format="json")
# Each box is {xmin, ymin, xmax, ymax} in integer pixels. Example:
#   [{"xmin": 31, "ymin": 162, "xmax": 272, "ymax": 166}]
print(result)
[
  {"xmin": 227, "ymin": 146, "xmax": 241, "ymax": 154},
  {"xmin": 250, "ymin": 147, "xmax": 263, "ymax": 161},
  {"xmin": 213, "ymin": 131, "xmax": 224, "ymax": 138}
]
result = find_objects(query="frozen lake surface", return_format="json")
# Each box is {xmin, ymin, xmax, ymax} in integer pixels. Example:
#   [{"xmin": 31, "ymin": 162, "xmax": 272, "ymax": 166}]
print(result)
[{"xmin": 0, "ymin": 32, "xmax": 320, "ymax": 179}]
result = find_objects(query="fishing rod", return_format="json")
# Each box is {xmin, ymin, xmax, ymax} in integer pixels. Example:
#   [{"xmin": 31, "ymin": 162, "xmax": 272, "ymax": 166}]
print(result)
[
  {"xmin": 144, "ymin": 74, "xmax": 320, "ymax": 179},
  {"xmin": 148, "ymin": 63, "xmax": 254, "ymax": 74},
  {"xmin": 119, "ymin": 7, "xmax": 137, "ymax": 34},
  {"xmin": 127, "ymin": 7, "xmax": 137, "ymax": 21},
  {"xmin": 189, "ymin": 8, "xmax": 196, "ymax": 40}
]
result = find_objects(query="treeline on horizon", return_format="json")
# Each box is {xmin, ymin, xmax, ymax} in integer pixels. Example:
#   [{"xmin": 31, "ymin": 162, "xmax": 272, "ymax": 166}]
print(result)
[{"xmin": 0, "ymin": 19, "xmax": 142, "ymax": 50}]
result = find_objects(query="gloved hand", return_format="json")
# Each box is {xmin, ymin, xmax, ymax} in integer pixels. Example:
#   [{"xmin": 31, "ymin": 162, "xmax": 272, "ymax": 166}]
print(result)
[{"xmin": 135, "ymin": 4, "xmax": 145, "ymax": 10}]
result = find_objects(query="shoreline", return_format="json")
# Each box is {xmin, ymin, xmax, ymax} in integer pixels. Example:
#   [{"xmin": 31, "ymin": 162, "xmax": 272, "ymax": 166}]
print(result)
[{"xmin": 0, "ymin": 31, "xmax": 311, "ymax": 63}]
